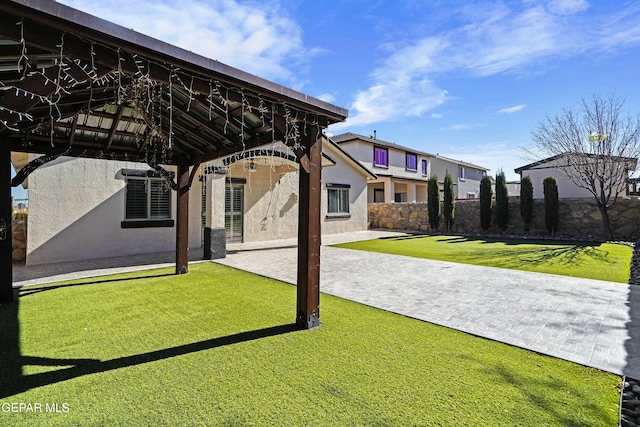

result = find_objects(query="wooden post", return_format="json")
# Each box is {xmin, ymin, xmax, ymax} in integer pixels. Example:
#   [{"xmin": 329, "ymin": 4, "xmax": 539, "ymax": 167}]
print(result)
[
  {"xmin": 296, "ymin": 136, "xmax": 322, "ymax": 329},
  {"xmin": 0, "ymin": 142, "xmax": 13, "ymax": 303},
  {"xmin": 175, "ymin": 161, "xmax": 190, "ymax": 274}
]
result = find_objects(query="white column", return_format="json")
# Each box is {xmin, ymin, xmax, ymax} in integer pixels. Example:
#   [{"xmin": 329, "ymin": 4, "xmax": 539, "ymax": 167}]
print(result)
[
  {"xmin": 384, "ymin": 179, "xmax": 395, "ymax": 203},
  {"xmin": 408, "ymin": 183, "xmax": 417, "ymax": 203}
]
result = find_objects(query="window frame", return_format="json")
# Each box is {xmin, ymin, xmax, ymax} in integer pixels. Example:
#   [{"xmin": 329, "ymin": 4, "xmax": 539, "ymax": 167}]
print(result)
[
  {"xmin": 326, "ymin": 183, "xmax": 350, "ymax": 218},
  {"xmin": 421, "ymin": 159, "xmax": 428, "ymax": 176},
  {"xmin": 121, "ymin": 173, "xmax": 174, "ymax": 228},
  {"xmin": 373, "ymin": 146, "xmax": 389, "ymax": 168},
  {"xmin": 406, "ymin": 152, "xmax": 417, "ymax": 171}
]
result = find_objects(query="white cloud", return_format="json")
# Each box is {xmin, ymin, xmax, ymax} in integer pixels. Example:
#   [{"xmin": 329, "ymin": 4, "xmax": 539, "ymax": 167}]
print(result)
[
  {"xmin": 316, "ymin": 93, "xmax": 337, "ymax": 104},
  {"xmin": 547, "ymin": 0, "xmax": 589, "ymax": 15},
  {"xmin": 499, "ymin": 104, "xmax": 527, "ymax": 114},
  {"xmin": 338, "ymin": 1, "xmax": 640, "ymax": 129},
  {"xmin": 440, "ymin": 124, "xmax": 471, "ymax": 131},
  {"xmin": 430, "ymin": 113, "xmax": 443, "ymax": 119},
  {"xmin": 57, "ymin": 0, "xmax": 307, "ymax": 85}
]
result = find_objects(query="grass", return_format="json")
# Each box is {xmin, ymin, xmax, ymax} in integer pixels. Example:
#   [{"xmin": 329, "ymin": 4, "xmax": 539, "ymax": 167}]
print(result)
[
  {"xmin": 334, "ymin": 234, "xmax": 632, "ymax": 283},
  {"xmin": 0, "ymin": 263, "xmax": 620, "ymax": 426}
]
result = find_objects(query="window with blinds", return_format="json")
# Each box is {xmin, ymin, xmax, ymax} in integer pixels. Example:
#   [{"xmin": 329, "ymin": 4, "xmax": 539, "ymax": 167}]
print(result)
[{"xmin": 125, "ymin": 177, "xmax": 171, "ymax": 221}]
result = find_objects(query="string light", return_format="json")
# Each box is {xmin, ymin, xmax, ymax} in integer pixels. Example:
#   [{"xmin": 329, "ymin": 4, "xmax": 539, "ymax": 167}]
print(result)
[{"xmin": 2, "ymin": 17, "xmax": 326, "ymax": 180}]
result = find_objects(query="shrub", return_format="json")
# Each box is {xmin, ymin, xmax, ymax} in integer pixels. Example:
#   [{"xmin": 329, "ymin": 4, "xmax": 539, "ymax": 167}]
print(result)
[
  {"xmin": 479, "ymin": 176, "xmax": 493, "ymax": 231},
  {"xmin": 495, "ymin": 169, "xmax": 509, "ymax": 231},
  {"xmin": 520, "ymin": 176, "xmax": 534, "ymax": 233},
  {"xmin": 428, "ymin": 175, "xmax": 440, "ymax": 230},
  {"xmin": 443, "ymin": 172, "xmax": 455, "ymax": 232},
  {"xmin": 543, "ymin": 176, "xmax": 559, "ymax": 234}
]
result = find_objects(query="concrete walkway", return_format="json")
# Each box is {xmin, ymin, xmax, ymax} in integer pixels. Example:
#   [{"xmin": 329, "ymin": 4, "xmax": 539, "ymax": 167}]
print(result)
[
  {"xmin": 219, "ymin": 230, "xmax": 640, "ymax": 379},
  {"xmin": 13, "ymin": 230, "xmax": 640, "ymax": 378}
]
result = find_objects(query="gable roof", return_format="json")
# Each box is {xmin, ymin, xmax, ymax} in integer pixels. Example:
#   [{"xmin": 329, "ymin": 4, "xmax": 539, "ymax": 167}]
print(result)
[
  {"xmin": 332, "ymin": 132, "xmax": 489, "ymax": 171},
  {"xmin": 332, "ymin": 132, "xmax": 432, "ymax": 158},
  {"xmin": 430, "ymin": 153, "xmax": 490, "ymax": 172},
  {"xmin": 514, "ymin": 153, "xmax": 638, "ymax": 174},
  {"xmin": 326, "ymin": 137, "xmax": 377, "ymax": 179}
]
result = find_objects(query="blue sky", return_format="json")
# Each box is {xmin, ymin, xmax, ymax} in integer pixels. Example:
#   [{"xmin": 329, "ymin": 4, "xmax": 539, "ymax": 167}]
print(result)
[{"xmin": 13, "ymin": 0, "xmax": 640, "ymax": 199}]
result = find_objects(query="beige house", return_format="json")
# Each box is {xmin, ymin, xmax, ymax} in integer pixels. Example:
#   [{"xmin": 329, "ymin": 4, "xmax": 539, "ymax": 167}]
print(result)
[
  {"xmin": 12, "ymin": 139, "xmax": 375, "ymax": 266},
  {"xmin": 514, "ymin": 153, "xmax": 637, "ymax": 199},
  {"xmin": 332, "ymin": 132, "xmax": 488, "ymax": 202}
]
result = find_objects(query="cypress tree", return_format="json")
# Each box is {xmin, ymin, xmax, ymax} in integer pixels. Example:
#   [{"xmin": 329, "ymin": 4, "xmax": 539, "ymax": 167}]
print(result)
[
  {"xmin": 443, "ymin": 172, "xmax": 455, "ymax": 232},
  {"xmin": 428, "ymin": 175, "xmax": 440, "ymax": 230},
  {"xmin": 479, "ymin": 175, "xmax": 493, "ymax": 231},
  {"xmin": 495, "ymin": 169, "xmax": 509, "ymax": 231},
  {"xmin": 543, "ymin": 176, "xmax": 559, "ymax": 234},
  {"xmin": 520, "ymin": 175, "xmax": 534, "ymax": 233}
]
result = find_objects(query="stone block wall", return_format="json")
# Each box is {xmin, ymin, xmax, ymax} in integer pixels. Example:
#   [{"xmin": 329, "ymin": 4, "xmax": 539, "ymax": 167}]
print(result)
[
  {"xmin": 368, "ymin": 197, "xmax": 640, "ymax": 241},
  {"xmin": 12, "ymin": 219, "xmax": 26, "ymax": 264}
]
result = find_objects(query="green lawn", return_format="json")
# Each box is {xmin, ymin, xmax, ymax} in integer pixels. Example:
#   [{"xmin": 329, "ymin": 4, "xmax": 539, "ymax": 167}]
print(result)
[
  {"xmin": 0, "ymin": 263, "xmax": 620, "ymax": 426},
  {"xmin": 335, "ymin": 234, "xmax": 632, "ymax": 283}
]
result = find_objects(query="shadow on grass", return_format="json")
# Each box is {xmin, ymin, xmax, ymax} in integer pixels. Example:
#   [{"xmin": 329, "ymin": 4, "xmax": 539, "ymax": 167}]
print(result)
[
  {"xmin": 455, "ymin": 351, "xmax": 615, "ymax": 426},
  {"xmin": 17, "ymin": 273, "xmax": 175, "ymax": 297},
  {"xmin": 373, "ymin": 234, "xmax": 614, "ymax": 269},
  {"xmin": 0, "ymin": 289, "xmax": 298, "ymax": 398},
  {"xmin": 483, "ymin": 361, "xmax": 614, "ymax": 426},
  {"xmin": 19, "ymin": 273, "xmax": 175, "ymax": 298}
]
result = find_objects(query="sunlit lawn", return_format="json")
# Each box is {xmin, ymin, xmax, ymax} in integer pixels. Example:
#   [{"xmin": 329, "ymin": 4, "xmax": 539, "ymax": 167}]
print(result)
[
  {"xmin": 0, "ymin": 263, "xmax": 620, "ymax": 426},
  {"xmin": 335, "ymin": 234, "xmax": 632, "ymax": 283}
]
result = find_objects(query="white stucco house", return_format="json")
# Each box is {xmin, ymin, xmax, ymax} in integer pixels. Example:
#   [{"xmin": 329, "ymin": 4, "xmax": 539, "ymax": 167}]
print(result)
[
  {"xmin": 12, "ymin": 138, "xmax": 375, "ymax": 266},
  {"xmin": 332, "ymin": 132, "xmax": 489, "ymax": 202},
  {"xmin": 514, "ymin": 153, "xmax": 637, "ymax": 199}
]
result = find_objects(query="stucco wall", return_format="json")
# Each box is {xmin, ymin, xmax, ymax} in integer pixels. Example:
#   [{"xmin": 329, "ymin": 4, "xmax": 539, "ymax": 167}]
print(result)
[
  {"xmin": 522, "ymin": 162, "xmax": 593, "ymax": 199},
  {"xmin": 208, "ymin": 149, "xmax": 370, "ymax": 242},
  {"xmin": 368, "ymin": 197, "xmax": 640, "ymax": 241},
  {"xmin": 26, "ymin": 156, "xmax": 202, "ymax": 265}
]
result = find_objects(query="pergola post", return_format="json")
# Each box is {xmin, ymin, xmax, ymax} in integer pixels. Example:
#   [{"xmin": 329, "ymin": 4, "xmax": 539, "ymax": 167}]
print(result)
[
  {"xmin": 0, "ymin": 142, "xmax": 13, "ymax": 303},
  {"xmin": 296, "ymin": 136, "xmax": 322, "ymax": 329},
  {"xmin": 175, "ymin": 161, "xmax": 190, "ymax": 274}
]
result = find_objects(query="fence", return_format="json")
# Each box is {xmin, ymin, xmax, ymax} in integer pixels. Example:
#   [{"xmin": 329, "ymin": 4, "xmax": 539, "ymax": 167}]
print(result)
[{"xmin": 368, "ymin": 198, "xmax": 640, "ymax": 241}]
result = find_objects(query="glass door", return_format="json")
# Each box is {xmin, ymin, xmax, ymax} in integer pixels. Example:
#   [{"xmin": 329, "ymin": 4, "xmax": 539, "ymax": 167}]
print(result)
[{"xmin": 225, "ymin": 182, "xmax": 244, "ymax": 242}]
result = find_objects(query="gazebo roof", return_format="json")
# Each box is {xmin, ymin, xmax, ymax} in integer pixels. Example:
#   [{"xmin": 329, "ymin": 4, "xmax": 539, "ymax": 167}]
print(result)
[{"xmin": 0, "ymin": 0, "xmax": 347, "ymax": 167}]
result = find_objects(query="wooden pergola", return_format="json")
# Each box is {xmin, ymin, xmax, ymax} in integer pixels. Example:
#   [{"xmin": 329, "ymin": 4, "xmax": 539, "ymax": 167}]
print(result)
[{"xmin": 0, "ymin": 0, "xmax": 347, "ymax": 329}]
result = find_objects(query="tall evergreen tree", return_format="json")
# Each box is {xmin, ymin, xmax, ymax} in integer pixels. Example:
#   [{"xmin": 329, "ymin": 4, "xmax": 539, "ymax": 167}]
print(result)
[
  {"xmin": 520, "ymin": 175, "xmax": 534, "ymax": 233},
  {"xmin": 479, "ymin": 175, "xmax": 493, "ymax": 231},
  {"xmin": 543, "ymin": 176, "xmax": 559, "ymax": 234},
  {"xmin": 443, "ymin": 172, "xmax": 455, "ymax": 232},
  {"xmin": 495, "ymin": 169, "xmax": 509, "ymax": 231},
  {"xmin": 428, "ymin": 175, "xmax": 440, "ymax": 230}
]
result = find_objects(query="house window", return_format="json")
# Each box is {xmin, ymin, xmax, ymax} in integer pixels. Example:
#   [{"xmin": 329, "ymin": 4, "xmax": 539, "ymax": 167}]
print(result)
[
  {"xmin": 327, "ymin": 183, "xmax": 350, "ymax": 218},
  {"xmin": 373, "ymin": 188, "xmax": 385, "ymax": 203},
  {"xmin": 421, "ymin": 159, "xmax": 428, "ymax": 175},
  {"xmin": 374, "ymin": 146, "xmax": 388, "ymax": 167},
  {"xmin": 406, "ymin": 153, "xmax": 417, "ymax": 171},
  {"xmin": 395, "ymin": 192, "xmax": 407, "ymax": 202},
  {"xmin": 122, "ymin": 176, "xmax": 173, "ymax": 228},
  {"xmin": 460, "ymin": 166, "xmax": 466, "ymax": 180}
]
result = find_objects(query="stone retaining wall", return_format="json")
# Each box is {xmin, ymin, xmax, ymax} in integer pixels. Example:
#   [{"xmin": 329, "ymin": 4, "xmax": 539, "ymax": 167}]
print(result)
[
  {"xmin": 368, "ymin": 197, "xmax": 640, "ymax": 241},
  {"xmin": 12, "ymin": 219, "xmax": 26, "ymax": 264}
]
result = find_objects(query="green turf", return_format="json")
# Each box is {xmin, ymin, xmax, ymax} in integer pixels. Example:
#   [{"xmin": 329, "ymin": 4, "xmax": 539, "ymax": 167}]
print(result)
[
  {"xmin": 0, "ymin": 263, "xmax": 620, "ymax": 426},
  {"xmin": 334, "ymin": 234, "xmax": 632, "ymax": 283}
]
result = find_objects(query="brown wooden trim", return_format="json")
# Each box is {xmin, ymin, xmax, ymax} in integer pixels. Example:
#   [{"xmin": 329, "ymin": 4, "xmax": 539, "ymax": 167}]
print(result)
[
  {"xmin": 175, "ymin": 161, "xmax": 189, "ymax": 274},
  {"xmin": 296, "ymin": 134, "xmax": 322, "ymax": 329}
]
